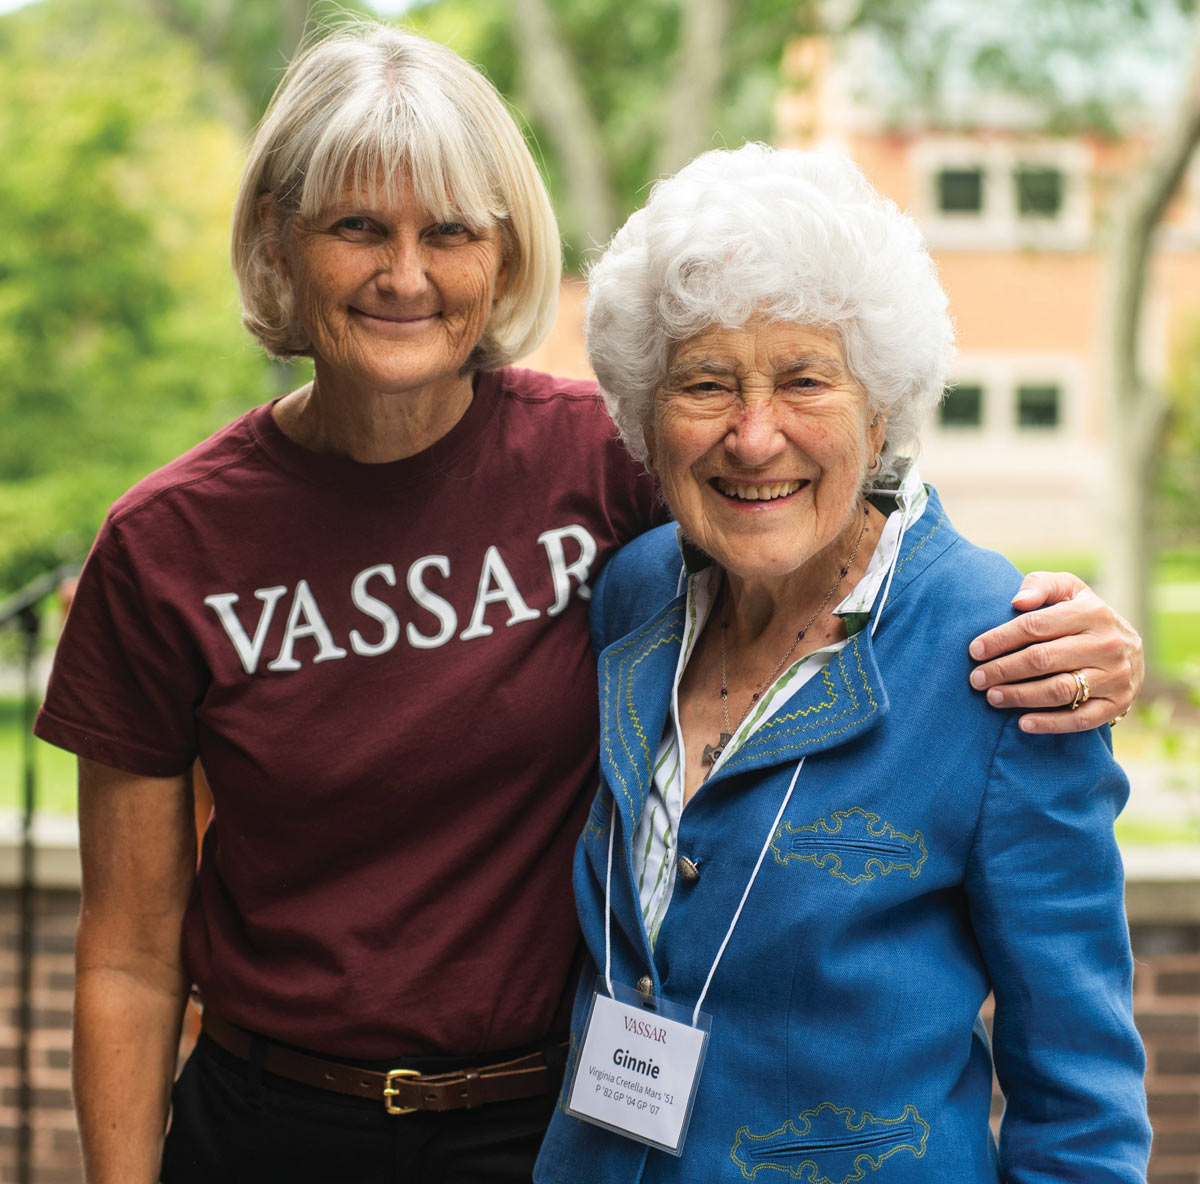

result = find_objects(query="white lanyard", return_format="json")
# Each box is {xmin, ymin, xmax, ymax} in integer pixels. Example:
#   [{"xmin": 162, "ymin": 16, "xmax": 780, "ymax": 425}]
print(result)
[
  {"xmin": 604, "ymin": 753, "xmax": 807, "ymax": 1023},
  {"xmin": 573, "ymin": 755, "xmax": 806, "ymax": 1154}
]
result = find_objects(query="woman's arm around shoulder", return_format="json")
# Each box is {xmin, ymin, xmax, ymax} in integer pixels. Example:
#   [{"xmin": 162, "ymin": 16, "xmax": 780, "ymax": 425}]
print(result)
[
  {"xmin": 73, "ymin": 758, "xmax": 196, "ymax": 1184},
  {"xmin": 965, "ymin": 722, "xmax": 1150, "ymax": 1182},
  {"xmin": 968, "ymin": 571, "xmax": 1143, "ymax": 734}
]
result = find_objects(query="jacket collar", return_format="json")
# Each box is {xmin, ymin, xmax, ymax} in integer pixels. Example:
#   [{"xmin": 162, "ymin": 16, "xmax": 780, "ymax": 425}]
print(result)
[
  {"xmin": 596, "ymin": 597, "xmax": 686, "ymax": 829},
  {"xmin": 597, "ymin": 604, "xmax": 888, "ymax": 836},
  {"xmin": 872, "ymin": 485, "xmax": 952, "ymax": 608},
  {"xmin": 595, "ymin": 488, "xmax": 957, "ymax": 839}
]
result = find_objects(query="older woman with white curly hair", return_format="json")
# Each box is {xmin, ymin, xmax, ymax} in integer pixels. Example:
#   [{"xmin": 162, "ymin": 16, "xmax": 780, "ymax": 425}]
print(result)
[
  {"xmin": 535, "ymin": 144, "xmax": 1151, "ymax": 1183},
  {"xmin": 591, "ymin": 148, "xmax": 951, "ymax": 474}
]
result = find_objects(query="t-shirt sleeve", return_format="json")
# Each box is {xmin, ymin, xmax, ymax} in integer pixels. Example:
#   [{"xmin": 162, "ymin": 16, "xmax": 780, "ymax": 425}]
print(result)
[
  {"xmin": 636, "ymin": 470, "xmax": 669, "ymax": 535},
  {"xmin": 602, "ymin": 431, "xmax": 668, "ymax": 547},
  {"xmin": 629, "ymin": 459, "xmax": 668, "ymax": 537},
  {"xmin": 34, "ymin": 515, "xmax": 204, "ymax": 777}
]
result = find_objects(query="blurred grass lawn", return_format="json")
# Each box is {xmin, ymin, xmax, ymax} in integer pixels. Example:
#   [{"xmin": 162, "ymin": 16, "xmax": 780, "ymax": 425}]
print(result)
[
  {"xmin": 1157, "ymin": 610, "xmax": 1200, "ymax": 678},
  {"xmin": 3, "ymin": 548, "xmax": 1199, "ymax": 831},
  {"xmin": 0, "ymin": 698, "xmax": 77, "ymax": 814},
  {"xmin": 1008, "ymin": 545, "xmax": 1200, "ymax": 680}
]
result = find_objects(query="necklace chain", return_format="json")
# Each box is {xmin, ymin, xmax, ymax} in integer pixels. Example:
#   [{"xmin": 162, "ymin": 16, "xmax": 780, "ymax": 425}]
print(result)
[{"xmin": 701, "ymin": 504, "xmax": 871, "ymax": 771}]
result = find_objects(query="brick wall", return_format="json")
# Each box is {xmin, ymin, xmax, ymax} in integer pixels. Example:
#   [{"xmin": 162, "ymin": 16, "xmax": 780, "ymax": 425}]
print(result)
[
  {"xmin": 3, "ymin": 887, "xmax": 1199, "ymax": 1182},
  {"xmin": 1, "ymin": 887, "xmax": 77, "ymax": 1184},
  {"xmin": 1134, "ymin": 923, "xmax": 1200, "ymax": 1184}
]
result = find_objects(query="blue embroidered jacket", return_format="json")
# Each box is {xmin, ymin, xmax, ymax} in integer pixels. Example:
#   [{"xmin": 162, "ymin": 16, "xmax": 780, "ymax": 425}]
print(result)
[{"xmin": 535, "ymin": 489, "xmax": 1150, "ymax": 1184}]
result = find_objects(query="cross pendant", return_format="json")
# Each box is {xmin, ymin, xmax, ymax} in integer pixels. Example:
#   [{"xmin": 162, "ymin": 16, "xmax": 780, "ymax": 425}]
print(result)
[{"xmin": 701, "ymin": 733, "xmax": 733, "ymax": 766}]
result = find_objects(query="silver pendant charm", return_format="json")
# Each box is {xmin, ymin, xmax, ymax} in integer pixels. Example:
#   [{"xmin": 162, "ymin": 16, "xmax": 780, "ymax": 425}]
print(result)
[{"xmin": 702, "ymin": 733, "xmax": 732, "ymax": 766}]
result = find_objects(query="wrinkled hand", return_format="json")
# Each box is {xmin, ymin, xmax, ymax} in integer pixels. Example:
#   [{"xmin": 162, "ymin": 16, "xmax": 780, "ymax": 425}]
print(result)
[{"xmin": 968, "ymin": 571, "xmax": 1143, "ymax": 734}]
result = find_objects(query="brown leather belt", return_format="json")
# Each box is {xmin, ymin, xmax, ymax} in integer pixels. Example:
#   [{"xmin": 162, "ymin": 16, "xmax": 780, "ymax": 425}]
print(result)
[{"xmin": 200, "ymin": 1009, "xmax": 566, "ymax": 1115}]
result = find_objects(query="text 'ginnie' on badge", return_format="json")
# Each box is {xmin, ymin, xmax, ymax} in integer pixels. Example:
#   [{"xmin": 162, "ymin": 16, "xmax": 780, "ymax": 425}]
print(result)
[{"xmin": 565, "ymin": 979, "xmax": 710, "ymax": 1156}]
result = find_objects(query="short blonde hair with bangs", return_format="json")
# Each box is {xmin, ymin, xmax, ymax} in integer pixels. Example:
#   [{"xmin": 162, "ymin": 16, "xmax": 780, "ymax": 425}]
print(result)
[{"xmin": 232, "ymin": 21, "xmax": 561, "ymax": 367}]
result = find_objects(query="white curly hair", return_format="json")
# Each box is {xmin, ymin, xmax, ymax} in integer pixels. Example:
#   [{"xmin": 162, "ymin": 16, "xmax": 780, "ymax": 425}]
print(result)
[{"xmin": 585, "ymin": 143, "xmax": 955, "ymax": 466}]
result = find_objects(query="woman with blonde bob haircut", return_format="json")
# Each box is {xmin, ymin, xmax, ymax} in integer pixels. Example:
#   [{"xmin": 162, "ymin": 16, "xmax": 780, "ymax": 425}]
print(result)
[
  {"xmin": 40, "ymin": 21, "xmax": 663, "ymax": 1184},
  {"xmin": 231, "ymin": 23, "xmax": 562, "ymax": 366},
  {"xmin": 37, "ymin": 21, "xmax": 1143, "ymax": 1184}
]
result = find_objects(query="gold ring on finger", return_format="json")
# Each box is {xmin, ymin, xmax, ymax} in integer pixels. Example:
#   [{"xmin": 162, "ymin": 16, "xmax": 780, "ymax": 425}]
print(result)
[{"xmin": 1069, "ymin": 669, "xmax": 1090, "ymax": 710}]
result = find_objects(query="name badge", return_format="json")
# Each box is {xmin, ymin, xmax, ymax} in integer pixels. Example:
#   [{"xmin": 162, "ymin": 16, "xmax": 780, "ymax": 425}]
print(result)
[{"xmin": 565, "ymin": 979, "xmax": 711, "ymax": 1155}]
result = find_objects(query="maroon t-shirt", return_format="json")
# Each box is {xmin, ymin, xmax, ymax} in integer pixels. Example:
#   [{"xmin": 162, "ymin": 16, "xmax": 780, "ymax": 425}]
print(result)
[{"xmin": 35, "ymin": 368, "xmax": 661, "ymax": 1058}]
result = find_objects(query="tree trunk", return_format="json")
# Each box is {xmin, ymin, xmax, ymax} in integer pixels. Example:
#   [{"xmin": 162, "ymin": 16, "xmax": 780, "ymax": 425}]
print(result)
[
  {"xmin": 652, "ymin": 0, "xmax": 735, "ymax": 178},
  {"xmin": 505, "ymin": 0, "xmax": 620, "ymax": 250},
  {"xmin": 1099, "ymin": 19, "xmax": 1200, "ymax": 652},
  {"xmin": 281, "ymin": 0, "xmax": 309, "ymax": 59},
  {"xmin": 141, "ymin": 0, "xmax": 313, "ymax": 125}
]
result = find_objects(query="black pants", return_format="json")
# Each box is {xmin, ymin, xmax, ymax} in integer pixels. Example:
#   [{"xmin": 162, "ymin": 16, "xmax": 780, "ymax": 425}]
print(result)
[{"xmin": 160, "ymin": 1034, "xmax": 559, "ymax": 1184}]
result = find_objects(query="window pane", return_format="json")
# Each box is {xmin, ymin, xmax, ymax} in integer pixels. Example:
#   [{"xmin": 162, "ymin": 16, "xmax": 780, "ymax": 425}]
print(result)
[
  {"xmin": 1015, "ymin": 166, "xmax": 1062, "ymax": 216},
  {"xmin": 937, "ymin": 168, "xmax": 984, "ymax": 213},
  {"xmin": 939, "ymin": 384, "xmax": 983, "ymax": 427},
  {"xmin": 1016, "ymin": 384, "xmax": 1060, "ymax": 428}
]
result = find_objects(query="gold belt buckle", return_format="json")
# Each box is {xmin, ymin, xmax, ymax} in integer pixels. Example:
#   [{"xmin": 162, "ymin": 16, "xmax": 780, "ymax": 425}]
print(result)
[{"xmin": 383, "ymin": 1068, "xmax": 421, "ymax": 1115}]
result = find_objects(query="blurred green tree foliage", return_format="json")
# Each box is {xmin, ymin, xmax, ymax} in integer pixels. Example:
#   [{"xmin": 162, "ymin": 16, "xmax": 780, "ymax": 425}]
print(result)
[
  {"xmin": 852, "ymin": 0, "xmax": 1197, "ymax": 131},
  {"xmin": 406, "ymin": 0, "xmax": 810, "ymax": 264},
  {"xmin": 0, "ymin": 0, "xmax": 278, "ymax": 594},
  {"xmin": 141, "ymin": 0, "xmax": 370, "ymax": 121},
  {"xmin": 139, "ymin": 0, "xmax": 312, "ymax": 119}
]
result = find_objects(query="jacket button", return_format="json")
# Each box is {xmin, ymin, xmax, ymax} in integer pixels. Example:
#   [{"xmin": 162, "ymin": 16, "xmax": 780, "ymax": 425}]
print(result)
[
  {"xmin": 637, "ymin": 975, "xmax": 654, "ymax": 1000},
  {"xmin": 677, "ymin": 856, "xmax": 700, "ymax": 883}
]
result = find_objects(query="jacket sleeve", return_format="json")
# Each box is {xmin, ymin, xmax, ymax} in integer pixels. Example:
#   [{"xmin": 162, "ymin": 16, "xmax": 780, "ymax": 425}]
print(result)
[{"xmin": 964, "ymin": 718, "xmax": 1150, "ymax": 1183}]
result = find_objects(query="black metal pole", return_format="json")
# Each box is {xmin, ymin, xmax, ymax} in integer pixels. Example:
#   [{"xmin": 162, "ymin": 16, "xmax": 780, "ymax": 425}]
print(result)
[
  {"xmin": 0, "ymin": 564, "xmax": 76, "ymax": 1184},
  {"xmin": 16, "ymin": 603, "xmax": 39, "ymax": 1184}
]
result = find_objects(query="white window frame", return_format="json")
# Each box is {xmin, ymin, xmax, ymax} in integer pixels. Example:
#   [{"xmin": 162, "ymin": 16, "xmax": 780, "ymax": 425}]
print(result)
[
  {"xmin": 912, "ymin": 137, "xmax": 1093, "ymax": 250},
  {"xmin": 928, "ymin": 354, "xmax": 1086, "ymax": 442}
]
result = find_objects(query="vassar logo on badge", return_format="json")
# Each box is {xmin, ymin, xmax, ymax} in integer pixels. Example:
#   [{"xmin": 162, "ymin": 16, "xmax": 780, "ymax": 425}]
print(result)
[{"xmin": 565, "ymin": 979, "xmax": 710, "ymax": 1155}]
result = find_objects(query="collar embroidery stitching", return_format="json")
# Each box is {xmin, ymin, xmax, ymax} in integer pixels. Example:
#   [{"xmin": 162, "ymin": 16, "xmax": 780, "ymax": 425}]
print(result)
[
  {"xmin": 717, "ymin": 640, "xmax": 878, "ymax": 773},
  {"xmin": 600, "ymin": 603, "xmax": 685, "ymax": 818}
]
